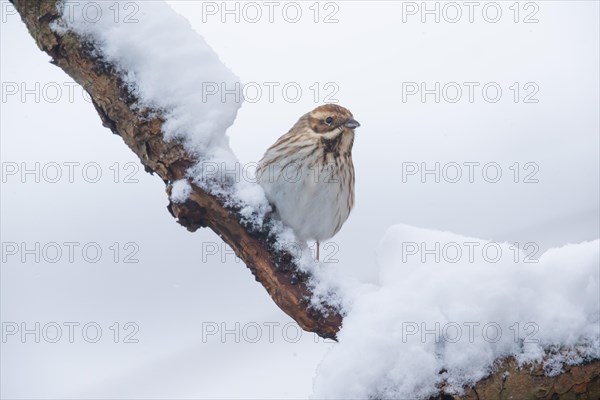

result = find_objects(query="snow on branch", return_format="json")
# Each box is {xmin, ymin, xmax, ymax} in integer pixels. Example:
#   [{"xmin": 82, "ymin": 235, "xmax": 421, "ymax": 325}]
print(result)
[
  {"xmin": 313, "ymin": 225, "xmax": 599, "ymax": 398},
  {"xmin": 12, "ymin": 0, "xmax": 342, "ymax": 339}
]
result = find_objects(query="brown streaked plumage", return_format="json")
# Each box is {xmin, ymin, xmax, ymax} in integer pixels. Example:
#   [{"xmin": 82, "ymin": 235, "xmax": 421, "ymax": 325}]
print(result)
[{"xmin": 257, "ymin": 104, "xmax": 360, "ymax": 261}]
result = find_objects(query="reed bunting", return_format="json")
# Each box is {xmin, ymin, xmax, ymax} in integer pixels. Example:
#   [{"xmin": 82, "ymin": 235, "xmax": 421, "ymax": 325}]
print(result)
[{"xmin": 257, "ymin": 104, "xmax": 359, "ymax": 260}]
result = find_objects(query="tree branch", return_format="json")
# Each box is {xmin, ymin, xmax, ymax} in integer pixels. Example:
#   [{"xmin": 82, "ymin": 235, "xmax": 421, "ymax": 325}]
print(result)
[
  {"xmin": 11, "ymin": 1, "xmax": 599, "ymax": 398},
  {"xmin": 437, "ymin": 357, "xmax": 600, "ymax": 400},
  {"xmin": 11, "ymin": 0, "xmax": 341, "ymax": 340}
]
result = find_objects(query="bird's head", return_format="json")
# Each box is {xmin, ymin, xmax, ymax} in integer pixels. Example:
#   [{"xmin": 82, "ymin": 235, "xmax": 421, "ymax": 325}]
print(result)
[{"xmin": 308, "ymin": 104, "xmax": 360, "ymax": 134}]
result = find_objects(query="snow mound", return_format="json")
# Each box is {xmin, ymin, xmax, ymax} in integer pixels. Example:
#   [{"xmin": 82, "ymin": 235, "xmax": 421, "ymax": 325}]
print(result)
[{"xmin": 313, "ymin": 224, "xmax": 599, "ymax": 399}]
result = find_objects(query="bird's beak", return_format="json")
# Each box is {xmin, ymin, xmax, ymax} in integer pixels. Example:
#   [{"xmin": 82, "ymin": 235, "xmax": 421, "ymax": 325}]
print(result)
[{"xmin": 344, "ymin": 119, "xmax": 361, "ymax": 129}]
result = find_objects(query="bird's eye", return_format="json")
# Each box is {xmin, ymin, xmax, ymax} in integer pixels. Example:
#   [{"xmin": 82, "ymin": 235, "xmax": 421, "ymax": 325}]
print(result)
[{"xmin": 325, "ymin": 117, "xmax": 334, "ymax": 125}]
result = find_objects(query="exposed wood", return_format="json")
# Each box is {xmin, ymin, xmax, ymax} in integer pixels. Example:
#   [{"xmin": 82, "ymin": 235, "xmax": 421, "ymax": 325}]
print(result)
[{"xmin": 435, "ymin": 358, "xmax": 600, "ymax": 400}]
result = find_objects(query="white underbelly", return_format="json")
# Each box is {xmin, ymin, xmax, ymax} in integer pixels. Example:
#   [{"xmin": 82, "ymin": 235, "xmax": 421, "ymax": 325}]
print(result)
[{"xmin": 259, "ymin": 162, "xmax": 352, "ymax": 241}]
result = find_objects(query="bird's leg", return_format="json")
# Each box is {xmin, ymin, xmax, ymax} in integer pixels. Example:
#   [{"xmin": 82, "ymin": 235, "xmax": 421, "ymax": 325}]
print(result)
[{"xmin": 316, "ymin": 240, "xmax": 320, "ymax": 262}]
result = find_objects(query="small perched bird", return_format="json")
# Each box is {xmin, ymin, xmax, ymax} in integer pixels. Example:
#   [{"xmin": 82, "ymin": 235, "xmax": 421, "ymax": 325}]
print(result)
[{"xmin": 257, "ymin": 104, "xmax": 360, "ymax": 261}]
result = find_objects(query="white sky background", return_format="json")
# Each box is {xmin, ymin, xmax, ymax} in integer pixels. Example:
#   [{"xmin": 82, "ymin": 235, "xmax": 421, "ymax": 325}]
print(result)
[{"xmin": 1, "ymin": 1, "xmax": 599, "ymax": 399}]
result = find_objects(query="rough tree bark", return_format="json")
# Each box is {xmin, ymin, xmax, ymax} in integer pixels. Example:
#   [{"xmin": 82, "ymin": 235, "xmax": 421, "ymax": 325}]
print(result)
[{"xmin": 10, "ymin": 1, "xmax": 599, "ymax": 398}]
